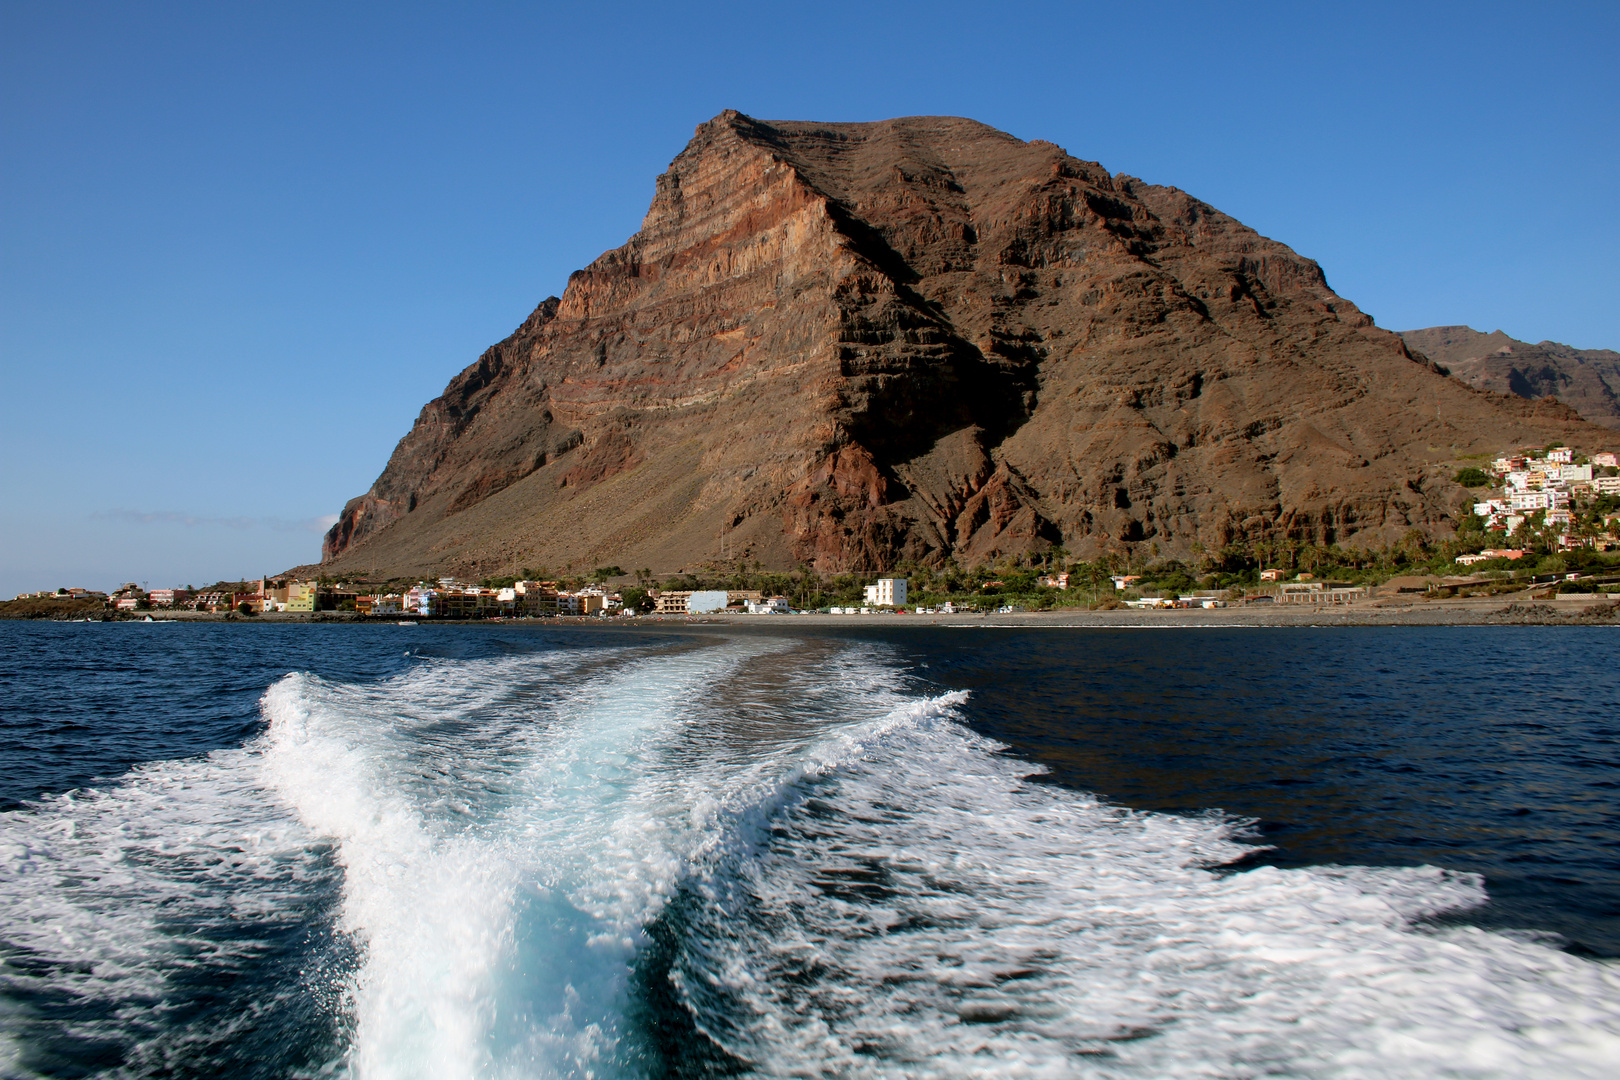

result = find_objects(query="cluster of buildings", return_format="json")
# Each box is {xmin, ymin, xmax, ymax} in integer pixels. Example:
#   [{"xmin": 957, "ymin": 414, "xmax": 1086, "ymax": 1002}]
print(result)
[
  {"xmin": 1121, "ymin": 594, "xmax": 1228, "ymax": 609},
  {"xmin": 651, "ymin": 590, "xmax": 794, "ymax": 614},
  {"xmin": 1469, "ymin": 446, "xmax": 1620, "ymax": 553},
  {"xmin": 14, "ymin": 578, "xmax": 631, "ymax": 617},
  {"xmin": 76, "ymin": 580, "xmax": 332, "ymax": 613},
  {"xmin": 393, "ymin": 579, "xmax": 623, "ymax": 618},
  {"xmin": 658, "ymin": 579, "xmax": 911, "ymax": 616},
  {"xmin": 10, "ymin": 577, "xmax": 835, "ymax": 618}
]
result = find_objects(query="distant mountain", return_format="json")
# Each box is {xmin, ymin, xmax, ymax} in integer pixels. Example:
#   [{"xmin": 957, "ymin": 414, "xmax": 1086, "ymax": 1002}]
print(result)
[
  {"xmin": 311, "ymin": 112, "xmax": 1605, "ymax": 581},
  {"xmin": 1399, "ymin": 326, "xmax": 1620, "ymax": 429}
]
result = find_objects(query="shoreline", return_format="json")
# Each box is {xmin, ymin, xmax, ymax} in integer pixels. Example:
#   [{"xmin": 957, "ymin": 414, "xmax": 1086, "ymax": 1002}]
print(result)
[{"xmin": 7, "ymin": 595, "xmax": 1618, "ymax": 627}]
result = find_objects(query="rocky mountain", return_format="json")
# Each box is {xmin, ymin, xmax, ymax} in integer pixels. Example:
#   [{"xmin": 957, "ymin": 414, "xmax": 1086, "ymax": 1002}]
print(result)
[
  {"xmin": 1398, "ymin": 326, "xmax": 1620, "ymax": 429},
  {"xmin": 315, "ymin": 111, "xmax": 1602, "ymax": 580}
]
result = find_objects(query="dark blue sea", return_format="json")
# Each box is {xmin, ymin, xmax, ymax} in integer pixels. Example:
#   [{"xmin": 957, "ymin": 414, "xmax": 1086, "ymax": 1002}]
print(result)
[{"xmin": 2, "ymin": 621, "xmax": 1618, "ymax": 1078}]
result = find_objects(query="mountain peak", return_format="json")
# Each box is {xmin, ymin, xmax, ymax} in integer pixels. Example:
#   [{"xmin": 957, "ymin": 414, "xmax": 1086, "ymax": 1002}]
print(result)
[{"xmin": 314, "ymin": 117, "xmax": 1606, "ymax": 580}]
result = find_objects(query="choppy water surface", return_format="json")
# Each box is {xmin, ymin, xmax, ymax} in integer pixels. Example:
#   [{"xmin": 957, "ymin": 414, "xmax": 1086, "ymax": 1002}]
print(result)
[{"xmin": 1, "ymin": 622, "xmax": 1618, "ymax": 1078}]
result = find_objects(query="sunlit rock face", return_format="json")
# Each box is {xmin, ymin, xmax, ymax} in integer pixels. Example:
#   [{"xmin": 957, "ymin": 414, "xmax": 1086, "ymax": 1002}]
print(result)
[{"xmin": 319, "ymin": 111, "xmax": 1599, "ymax": 579}]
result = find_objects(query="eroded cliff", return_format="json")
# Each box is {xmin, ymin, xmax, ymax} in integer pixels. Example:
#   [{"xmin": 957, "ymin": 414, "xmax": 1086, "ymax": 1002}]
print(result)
[{"xmin": 317, "ymin": 112, "xmax": 1602, "ymax": 579}]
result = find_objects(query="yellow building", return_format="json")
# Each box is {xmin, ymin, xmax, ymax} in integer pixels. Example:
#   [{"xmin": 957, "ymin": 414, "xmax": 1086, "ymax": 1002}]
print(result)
[{"xmin": 285, "ymin": 580, "xmax": 319, "ymax": 612}]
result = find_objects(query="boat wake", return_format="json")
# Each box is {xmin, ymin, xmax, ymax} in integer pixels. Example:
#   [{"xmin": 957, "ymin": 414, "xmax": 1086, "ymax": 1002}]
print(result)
[{"xmin": 4, "ymin": 635, "xmax": 1619, "ymax": 1078}]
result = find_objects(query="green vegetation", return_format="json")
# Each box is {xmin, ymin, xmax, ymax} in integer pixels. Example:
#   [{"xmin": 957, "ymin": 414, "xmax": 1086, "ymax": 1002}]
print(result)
[
  {"xmin": 1454, "ymin": 467, "xmax": 1490, "ymax": 487},
  {"xmin": 628, "ymin": 512, "xmax": 1620, "ymax": 611}
]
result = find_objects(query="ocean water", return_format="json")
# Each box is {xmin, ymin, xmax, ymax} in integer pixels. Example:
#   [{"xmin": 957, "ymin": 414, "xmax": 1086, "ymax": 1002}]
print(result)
[{"xmin": 1, "ymin": 621, "xmax": 1618, "ymax": 1079}]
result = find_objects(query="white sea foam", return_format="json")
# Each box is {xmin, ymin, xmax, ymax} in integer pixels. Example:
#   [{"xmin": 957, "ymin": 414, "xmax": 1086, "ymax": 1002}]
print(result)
[
  {"xmin": 0, "ymin": 741, "xmax": 329, "ymax": 1074},
  {"xmin": 666, "ymin": 659, "xmax": 1620, "ymax": 1079},
  {"xmin": 259, "ymin": 636, "xmax": 795, "ymax": 1079},
  {"xmin": 8, "ymin": 635, "xmax": 1620, "ymax": 1079},
  {"xmin": 259, "ymin": 637, "xmax": 1620, "ymax": 1078},
  {"xmin": 0, "ymin": 644, "xmax": 616, "ymax": 1077}
]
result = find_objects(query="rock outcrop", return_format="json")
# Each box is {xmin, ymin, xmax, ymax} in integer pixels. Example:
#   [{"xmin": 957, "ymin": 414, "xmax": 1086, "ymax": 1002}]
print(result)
[
  {"xmin": 316, "ymin": 112, "xmax": 1605, "ymax": 579},
  {"xmin": 1398, "ymin": 326, "xmax": 1620, "ymax": 429}
]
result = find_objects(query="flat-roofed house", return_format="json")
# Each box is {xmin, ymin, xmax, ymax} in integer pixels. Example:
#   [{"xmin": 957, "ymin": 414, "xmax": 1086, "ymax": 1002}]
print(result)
[
  {"xmin": 655, "ymin": 590, "xmax": 691, "ymax": 615},
  {"xmin": 686, "ymin": 590, "xmax": 729, "ymax": 614},
  {"xmin": 862, "ymin": 578, "xmax": 907, "ymax": 607}
]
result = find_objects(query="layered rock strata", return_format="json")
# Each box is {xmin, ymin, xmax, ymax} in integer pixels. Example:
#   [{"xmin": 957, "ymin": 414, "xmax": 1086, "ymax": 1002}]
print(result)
[{"xmin": 317, "ymin": 112, "xmax": 1602, "ymax": 578}]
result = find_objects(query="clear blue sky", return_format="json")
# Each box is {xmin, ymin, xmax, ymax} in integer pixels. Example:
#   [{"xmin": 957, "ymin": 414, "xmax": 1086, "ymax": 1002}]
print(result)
[{"xmin": 2, "ymin": 1, "xmax": 1616, "ymax": 597}]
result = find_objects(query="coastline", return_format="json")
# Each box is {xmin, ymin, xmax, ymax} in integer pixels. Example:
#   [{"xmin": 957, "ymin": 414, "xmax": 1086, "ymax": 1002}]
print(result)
[
  {"xmin": 684, "ymin": 595, "xmax": 1620, "ymax": 627},
  {"xmin": 6, "ymin": 595, "xmax": 1618, "ymax": 627}
]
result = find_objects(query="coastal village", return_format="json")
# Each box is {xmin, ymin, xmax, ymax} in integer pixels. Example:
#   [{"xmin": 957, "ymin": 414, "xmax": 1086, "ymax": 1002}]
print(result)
[
  {"xmin": 9, "ymin": 442, "xmax": 1619, "ymax": 620},
  {"xmin": 6, "ymin": 577, "xmax": 890, "ymax": 618},
  {"xmin": 1465, "ymin": 447, "xmax": 1620, "ymax": 555}
]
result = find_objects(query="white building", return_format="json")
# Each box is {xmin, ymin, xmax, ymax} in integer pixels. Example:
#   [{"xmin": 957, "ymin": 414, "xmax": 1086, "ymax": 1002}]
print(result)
[
  {"xmin": 1548, "ymin": 447, "xmax": 1574, "ymax": 464},
  {"xmin": 686, "ymin": 590, "xmax": 729, "ymax": 614},
  {"xmin": 1595, "ymin": 476, "xmax": 1620, "ymax": 495},
  {"xmin": 1594, "ymin": 452, "xmax": 1618, "ymax": 468},
  {"xmin": 862, "ymin": 578, "xmax": 907, "ymax": 607},
  {"xmin": 1507, "ymin": 489, "xmax": 1568, "ymax": 512}
]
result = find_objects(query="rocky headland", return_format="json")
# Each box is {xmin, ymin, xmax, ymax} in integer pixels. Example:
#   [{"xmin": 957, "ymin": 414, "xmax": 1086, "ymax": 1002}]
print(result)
[{"xmin": 312, "ymin": 112, "xmax": 1607, "ymax": 581}]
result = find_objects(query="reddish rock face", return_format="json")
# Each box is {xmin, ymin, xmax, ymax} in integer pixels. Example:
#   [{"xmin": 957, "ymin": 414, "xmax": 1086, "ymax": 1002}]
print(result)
[{"xmin": 318, "ymin": 111, "xmax": 1602, "ymax": 579}]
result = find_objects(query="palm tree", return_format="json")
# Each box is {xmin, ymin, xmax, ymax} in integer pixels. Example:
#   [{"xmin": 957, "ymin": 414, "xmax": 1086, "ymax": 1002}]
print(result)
[{"xmin": 1083, "ymin": 561, "xmax": 1108, "ymax": 604}]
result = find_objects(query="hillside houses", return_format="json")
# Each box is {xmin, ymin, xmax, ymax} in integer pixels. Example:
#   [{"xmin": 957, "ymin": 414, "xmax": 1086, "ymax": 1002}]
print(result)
[{"xmin": 1467, "ymin": 444, "xmax": 1620, "ymax": 556}]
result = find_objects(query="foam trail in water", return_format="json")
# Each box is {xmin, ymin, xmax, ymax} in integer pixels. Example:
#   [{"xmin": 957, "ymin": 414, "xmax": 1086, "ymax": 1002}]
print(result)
[
  {"xmin": 260, "ymin": 638, "xmax": 786, "ymax": 1079},
  {"xmin": 661, "ymin": 654, "xmax": 1620, "ymax": 1079},
  {"xmin": 38, "ymin": 633, "xmax": 1613, "ymax": 1079},
  {"xmin": 0, "ymin": 743, "xmax": 337, "ymax": 1076}
]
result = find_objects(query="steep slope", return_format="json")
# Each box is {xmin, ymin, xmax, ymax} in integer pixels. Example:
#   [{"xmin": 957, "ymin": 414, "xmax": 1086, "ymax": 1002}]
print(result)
[
  {"xmin": 316, "ymin": 112, "xmax": 1603, "ymax": 580},
  {"xmin": 1398, "ymin": 326, "xmax": 1620, "ymax": 429}
]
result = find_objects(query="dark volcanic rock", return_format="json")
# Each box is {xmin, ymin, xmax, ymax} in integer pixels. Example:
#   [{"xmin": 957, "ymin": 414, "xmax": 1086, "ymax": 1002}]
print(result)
[
  {"xmin": 1399, "ymin": 326, "xmax": 1620, "ymax": 429},
  {"xmin": 317, "ymin": 112, "xmax": 1606, "ymax": 579}
]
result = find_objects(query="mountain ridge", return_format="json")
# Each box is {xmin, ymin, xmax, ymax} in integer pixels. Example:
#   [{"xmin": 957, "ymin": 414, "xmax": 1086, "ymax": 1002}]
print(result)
[
  {"xmin": 1397, "ymin": 326, "xmax": 1620, "ymax": 429},
  {"xmin": 310, "ymin": 111, "xmax": 1603, "ymax": 580}
]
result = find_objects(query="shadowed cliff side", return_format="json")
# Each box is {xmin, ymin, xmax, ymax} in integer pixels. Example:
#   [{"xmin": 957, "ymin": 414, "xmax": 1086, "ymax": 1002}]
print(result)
[{"xmin": 314, "ymin": 111, "xmax": 1604, "ymax": 580}]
